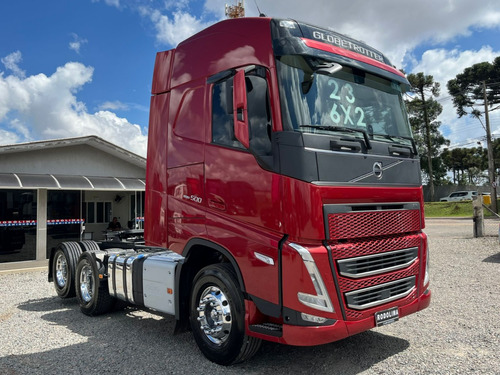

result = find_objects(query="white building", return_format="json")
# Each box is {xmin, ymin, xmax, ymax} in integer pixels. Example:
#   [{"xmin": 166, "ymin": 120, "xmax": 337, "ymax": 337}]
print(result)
[{"xmin": 0, "ymin": 136, "xmax": 146, "ymax": 270}]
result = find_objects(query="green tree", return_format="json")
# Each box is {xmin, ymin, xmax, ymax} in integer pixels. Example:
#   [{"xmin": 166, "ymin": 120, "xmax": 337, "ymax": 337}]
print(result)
[
  {"xmin": 447, "ymin": 57, "xmax": 500, "ymax": 118},
  {"xmin": 406, "ymin": 73, "xmax": 448, "ymax": 199},
  {"xmin": 447, "ymin": 57, "xmax": 500, "ymax": 211},
  {"xmin": 441, "ymin": 147, "xmax": 487, "ymax": 185}
]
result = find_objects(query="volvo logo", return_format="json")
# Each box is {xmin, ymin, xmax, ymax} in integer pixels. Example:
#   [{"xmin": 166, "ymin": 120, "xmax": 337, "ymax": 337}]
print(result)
[{"xmin": 373, "ymin": 162, "xmax": 383, "ymax": 179}]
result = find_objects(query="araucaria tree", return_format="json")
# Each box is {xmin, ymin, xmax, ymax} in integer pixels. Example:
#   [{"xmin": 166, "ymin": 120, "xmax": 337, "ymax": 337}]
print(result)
[
  {"xmin": 447, "ymin": 57, "xmax": 500, "ymax": 211},
  {"xmin": 405, "ymin": 73, "xmax": 447, "ymax": 201}
]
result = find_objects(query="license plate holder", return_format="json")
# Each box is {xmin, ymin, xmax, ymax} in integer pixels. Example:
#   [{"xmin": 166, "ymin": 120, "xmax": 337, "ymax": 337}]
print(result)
[{"xmin": 375, "ymin": 307, "xmax": 399, "ymax": 327}]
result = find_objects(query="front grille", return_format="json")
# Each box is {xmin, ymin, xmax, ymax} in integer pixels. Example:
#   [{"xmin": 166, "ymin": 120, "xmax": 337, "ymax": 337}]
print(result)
[
  {"xmin": 344, "ymin": 276, "xmax": 416, "ymax": 310},
  {"xmin": 337, "ymin": 247, "xmax": 418, "ymax": 278},
  {"xmin": 325, "ymin": 203, "xmax": 421, "ymax": 240},
  {"xmin": 324, "ymin": 202, "xmax": 422, "ymax": 319}
]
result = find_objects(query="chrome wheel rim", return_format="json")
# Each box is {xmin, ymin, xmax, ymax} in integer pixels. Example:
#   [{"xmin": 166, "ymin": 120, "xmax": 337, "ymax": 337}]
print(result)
[
  {"xmin": 196, "ymin": 286, "xmax": 232, "ymax": 345},
  {"xmin": 79, "ymin": 263, "xmax": 94, "ymax": 303},
  {"xmin": 55, "ymin": 253, "xmax": 68, "ymax": 288}
]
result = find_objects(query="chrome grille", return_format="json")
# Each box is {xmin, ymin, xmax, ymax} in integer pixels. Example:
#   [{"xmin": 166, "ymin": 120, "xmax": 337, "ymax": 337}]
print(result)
[
  {"xmin": 337, "ymin": 247, "xmax": 418, "ymax": 278},
  {"xmin": 344, "ymin": 276, "xmax": 416, "ymax": 310}
]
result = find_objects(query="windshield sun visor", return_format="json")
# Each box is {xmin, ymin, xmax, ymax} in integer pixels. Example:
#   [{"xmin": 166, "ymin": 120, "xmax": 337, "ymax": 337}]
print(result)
[{"xmin": 271, "ymin": 19, "xmax": 410, "ymax": 88}]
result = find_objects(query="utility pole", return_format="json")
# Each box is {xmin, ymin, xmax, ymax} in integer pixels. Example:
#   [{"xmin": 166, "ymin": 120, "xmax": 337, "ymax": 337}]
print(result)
[{"xmin": 483, "ymin": 81, "xmax": 497, "ymax": 213}]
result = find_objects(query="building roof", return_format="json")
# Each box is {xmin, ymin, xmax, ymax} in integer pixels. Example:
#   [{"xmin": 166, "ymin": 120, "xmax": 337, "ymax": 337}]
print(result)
[
  {"xmin": 0, "ymin": 135, "xmax": 146, "ymax": 169},
  {"xmin": 0, "ymin": 136, "xmax": 146, "ymax": 190}
]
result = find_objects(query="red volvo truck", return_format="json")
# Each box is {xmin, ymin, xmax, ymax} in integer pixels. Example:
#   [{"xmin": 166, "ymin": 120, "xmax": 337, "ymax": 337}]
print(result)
[{"xmin": 48, "ymin": 17, "xmax": 431, "ymax": 365}]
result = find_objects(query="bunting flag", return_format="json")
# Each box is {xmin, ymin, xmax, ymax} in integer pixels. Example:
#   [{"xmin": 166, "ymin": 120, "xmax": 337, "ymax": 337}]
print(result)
[{"xmin": 0, "ymin": 219, "xmax": 85, "ymax": 227}]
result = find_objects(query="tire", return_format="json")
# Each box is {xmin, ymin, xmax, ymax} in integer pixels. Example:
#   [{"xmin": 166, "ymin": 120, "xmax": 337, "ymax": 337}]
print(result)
[
  {"xmin": 189, "ymin": 263, "xmax": 262, "ymax": 365},
  {"xmin": 78, "ymin": 240, "xmax": 100, "ymax": 252},
  {"xmin": 52, "ymin": 242, "xmax": 82, "ymax": 298},
  {"xmin": 75, "ymin": 251, "xmax": 115, "ymax": 316}
]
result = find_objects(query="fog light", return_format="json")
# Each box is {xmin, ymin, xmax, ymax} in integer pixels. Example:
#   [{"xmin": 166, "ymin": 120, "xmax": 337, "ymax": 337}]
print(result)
[{"xmin": 301, "ymin": 312, "xmax": 327, "ymax": 324}]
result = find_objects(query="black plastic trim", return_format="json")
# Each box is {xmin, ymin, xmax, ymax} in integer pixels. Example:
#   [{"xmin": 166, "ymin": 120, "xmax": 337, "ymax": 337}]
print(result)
[
  {"xmin": 249, "ymin": 294, "xmax": 281, "ymax": 318},
  {"xmin": 282, "ymin": 307, "xmax": 336, "ymax": 327},
  {"xmin": 248, "ymin": 323, "xmax": 283, "ymax": 337},
  {"xmin": 273, "ymin": 131, "xmax": 421, "ymax": 185},
  {"xmin": 325, "ymin": 242, "xmax": 347, "ymax": 321},
  {"xmin": 278, "ymin": 234, "xmax": 288, "ymax": 318},
  {"xmin": 182, "ymin": 238, "xmax": 246, "ymax": 293},
  {"xmin": 132, "ymin": 256, "xmax": 145, "ymax": 306},
  {"xmin": 108, "ymin": 254, "xmax": 117, "ymax": 298}
]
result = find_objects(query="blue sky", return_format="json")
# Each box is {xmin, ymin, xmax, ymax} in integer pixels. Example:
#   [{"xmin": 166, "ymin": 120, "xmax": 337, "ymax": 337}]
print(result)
[{"xmin": 1, "ymin": 0, "xmax": 500, "ymax": 157}]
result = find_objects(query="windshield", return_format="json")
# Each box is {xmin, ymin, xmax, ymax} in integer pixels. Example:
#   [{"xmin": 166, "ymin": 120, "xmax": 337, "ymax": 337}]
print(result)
[{"xmin": 276, "ymin": 55, "xmax": 412, "ymax": 144}]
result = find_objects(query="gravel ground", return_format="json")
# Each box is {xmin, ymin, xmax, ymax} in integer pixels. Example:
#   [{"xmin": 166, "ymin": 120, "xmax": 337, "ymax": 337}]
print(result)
[{"xmin": 0, "ymin": 218, "xmax": 499, "ymax": 374}]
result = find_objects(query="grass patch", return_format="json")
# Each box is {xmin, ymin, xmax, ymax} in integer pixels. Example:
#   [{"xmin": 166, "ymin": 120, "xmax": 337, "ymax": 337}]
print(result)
[
  {"xmin": 424, "ymin": 201, "xmax": 473, "ymax": 217},
  {"xmin": 424, "ymin": 200, "xmax": 500, "ymax": 217}
]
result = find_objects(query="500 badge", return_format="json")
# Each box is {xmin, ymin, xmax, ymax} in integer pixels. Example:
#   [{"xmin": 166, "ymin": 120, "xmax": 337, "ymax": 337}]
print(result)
[{"xmin": 183, "ymin": 194, "xmax": 203, "ymax": 204}]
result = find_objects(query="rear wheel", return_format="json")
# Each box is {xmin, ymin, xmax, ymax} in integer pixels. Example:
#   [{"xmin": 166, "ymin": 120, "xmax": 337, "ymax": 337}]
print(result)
[
  {"xmin": 52, "ymin": 242, "xmax": 82, "ymax": 298},
  {"xmin": 75, "ymin": 252, "xmax": 114, "ymax": 316},
  {"xmin": 189, "ymin": 263, "xmax": 261, "ymax": 365}
]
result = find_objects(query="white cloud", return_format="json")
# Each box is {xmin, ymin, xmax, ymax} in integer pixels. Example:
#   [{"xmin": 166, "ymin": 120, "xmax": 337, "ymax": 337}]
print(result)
[
  {"xmin": 97, "ymin": 100, "xmax": 129, "ymax": 111},
  {"xmin": 105, "ymin": 0, "xmax": 120, "ymax": 7},
  {"xmin": 1, "ymin": 51, "xmax": 26, "ymax": 78},
  {"xmin": 69, "ymin": 33, "xmax": 88, "ymax": 54},
  {"xmin": 409, "ymin": 46, "xmax": 500, "ymax": 148},
  {"xmin": 412, "ymin": 46, "xmax": 498, "ymax": 92},
  {"xmin": 140, "ymin": 7, "xmax": 215, "ymax": 46},
  {"xmin": 0, "ymin": 129, "xmax": 21, "ymax": 145},
  {"xmin": 0, "ymin": 55, "xmax": 147, "ymax": 157},
  {"xmin": 138, "ymin": 1, "xmax": 228, "ymax": 47},
  {"xmin": 91, "ymin": 0, "xmax": 120, "ymax": 8}
]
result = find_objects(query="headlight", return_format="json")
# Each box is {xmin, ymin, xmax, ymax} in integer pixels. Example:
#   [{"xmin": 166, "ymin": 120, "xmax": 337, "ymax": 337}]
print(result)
[
  {"xmin": 289, "ymin": 243, "xmax": 334, "ymax": 313},
  {"xmin": 423, "ymin": 237, "xmax": 430, "ymax": 287}
]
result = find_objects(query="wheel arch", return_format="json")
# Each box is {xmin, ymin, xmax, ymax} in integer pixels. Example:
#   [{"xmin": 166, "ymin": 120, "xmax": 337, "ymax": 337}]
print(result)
[{"xmin": 174, "ymin": 238, "xmax": 246, "ymax": 331}]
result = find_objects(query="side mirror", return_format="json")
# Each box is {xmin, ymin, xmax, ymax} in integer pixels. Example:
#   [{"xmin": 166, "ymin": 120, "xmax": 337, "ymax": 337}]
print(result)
[{"xmin": 233, "ymin": 69, "xmax": 250, "ymax": 148}]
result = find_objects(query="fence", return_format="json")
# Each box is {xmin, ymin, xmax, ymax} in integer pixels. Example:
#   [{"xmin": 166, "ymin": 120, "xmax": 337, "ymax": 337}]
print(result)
[{"xmin": 473, "ymin": 198, "xmax": 500, "ymax": 238}]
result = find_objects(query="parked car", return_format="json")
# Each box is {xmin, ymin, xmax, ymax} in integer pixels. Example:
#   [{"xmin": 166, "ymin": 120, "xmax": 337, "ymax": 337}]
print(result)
[{"xmin": 439, "ymin": 191, "xmax": 478, "ymax": 202}]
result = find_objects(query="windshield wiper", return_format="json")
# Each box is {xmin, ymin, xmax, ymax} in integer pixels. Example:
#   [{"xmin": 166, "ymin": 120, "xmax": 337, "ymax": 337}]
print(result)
[
  {"xmin": 373, "ymin": 134, "xmax": 418, "ymax": 156},
  {"xmin": 299, "ymin": 125, "xmax": 372, "ymax": 150}
]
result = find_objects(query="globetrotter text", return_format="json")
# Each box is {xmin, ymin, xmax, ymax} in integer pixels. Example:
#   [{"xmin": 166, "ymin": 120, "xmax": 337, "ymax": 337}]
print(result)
[{"xmin": 312, "ymin": 31, "xmax": 384, "ymax": 62}]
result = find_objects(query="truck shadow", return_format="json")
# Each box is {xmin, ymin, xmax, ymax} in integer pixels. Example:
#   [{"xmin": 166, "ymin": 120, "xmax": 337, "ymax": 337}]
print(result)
[
  {"xmin": 13, "ymin": 297, "xmax": 409, "ymax": 374},
  {"xmin": 483, "ymin": 251, "xmax": 500, "ymax": 263}
]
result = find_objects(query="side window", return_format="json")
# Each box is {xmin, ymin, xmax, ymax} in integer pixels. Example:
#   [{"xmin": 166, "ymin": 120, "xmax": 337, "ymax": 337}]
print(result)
[
  {"xmin": 247, "ymin": 74, "xmax": 272, "ymax": 157},
  {"xmin": 212, "ymin": 77, "xmax": 243, "ymax": 149},
  {"xmin": 211, "ymin": 68, "xmax": 272, "ymax": 157}
]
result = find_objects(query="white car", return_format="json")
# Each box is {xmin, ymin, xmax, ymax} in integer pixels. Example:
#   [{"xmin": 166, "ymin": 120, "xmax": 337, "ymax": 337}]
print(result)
[{"xmin": 439, "ymin": 191, "xmax": 478, "ymax": 202}]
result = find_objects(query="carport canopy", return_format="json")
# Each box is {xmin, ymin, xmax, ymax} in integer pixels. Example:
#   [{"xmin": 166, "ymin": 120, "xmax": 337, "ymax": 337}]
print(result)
[{"xmin": 0, "ymin": 173, "xmax": 145, "ymax": 190}]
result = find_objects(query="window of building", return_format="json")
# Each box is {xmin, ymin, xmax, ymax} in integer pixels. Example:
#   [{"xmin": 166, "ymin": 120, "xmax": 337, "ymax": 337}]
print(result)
[
  {"xmin": 83, "ymin": 201, "xmax": 112, "ymax": 224},
  {"xmin": 130, "ymin": 191, "xmax": 145, "ymax": 229},
  {"xmin": 0, "ymin": 189, "xmax": 37, "ymax": 263}
]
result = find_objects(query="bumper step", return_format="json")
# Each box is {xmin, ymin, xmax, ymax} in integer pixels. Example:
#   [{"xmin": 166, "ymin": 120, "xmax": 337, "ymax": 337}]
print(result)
[{"xmin": 249, "ymin": 323, "xmax": 283, "ymax": 337}]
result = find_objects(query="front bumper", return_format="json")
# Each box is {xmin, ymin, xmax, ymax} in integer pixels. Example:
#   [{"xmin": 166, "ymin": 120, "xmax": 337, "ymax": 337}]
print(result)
[{"xmin": 277, "ymin": 288, "xmax": 431, "ymax": 346}]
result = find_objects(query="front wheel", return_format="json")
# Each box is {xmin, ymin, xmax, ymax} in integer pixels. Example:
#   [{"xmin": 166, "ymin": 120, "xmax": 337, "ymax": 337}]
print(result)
[
  {"xmin": 75, "ymin": 252, "xmax": 114, "ymax": 316},
  {"xmin": 189, "ymin": 263, "xmax": 261, "ymax": 365}
]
